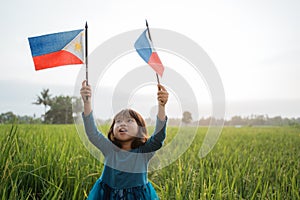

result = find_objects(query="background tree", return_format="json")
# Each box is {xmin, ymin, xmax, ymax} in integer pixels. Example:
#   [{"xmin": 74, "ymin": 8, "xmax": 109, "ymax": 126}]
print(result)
[
  {"xmin": 71, "ymin": 96, "xmax": 83, "ymax": 118},
  {"xmin": 33, "ymin": 89, "xmax": 52, "ymax": 121},
  {"xmin": 0, "ymin": 112, "xmax": 17, "ymax": 124},
  {"xmin": 45, "ymin": 95, "xmax": 73, "ymax": 124},
  {"xmin": 182, "ymin": 111, "xmax": 193, "ymax": 125},
  {"xmin": 230, "ymin": 116, "xmax": 246, "ymax": 126}
]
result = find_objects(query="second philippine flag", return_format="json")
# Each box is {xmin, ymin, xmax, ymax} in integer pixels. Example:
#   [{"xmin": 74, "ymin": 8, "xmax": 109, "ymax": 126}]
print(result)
[
  {"xmin": 134, "ymin": 30, "xmax": 164, "ymax": 77},
  {"xmin": 28, "ymin": 29, "xmax": 84, "ymax": 70}
]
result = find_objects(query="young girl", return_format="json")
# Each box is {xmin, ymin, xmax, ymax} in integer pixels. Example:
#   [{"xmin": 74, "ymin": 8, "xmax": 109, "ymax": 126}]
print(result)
[{"xmin": 80, "ymin": 80, "xmax": 168, "ymax": 200}]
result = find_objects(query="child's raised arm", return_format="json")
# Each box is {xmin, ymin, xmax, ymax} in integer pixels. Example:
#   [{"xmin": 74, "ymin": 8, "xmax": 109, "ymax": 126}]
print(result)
[
  {"xmin": 80, "ymin": 80, "xmax": 92, "ymax": 116},
  {"xmin": 157, "ymin": 84, "xmax": 168, "ymax": 121}
]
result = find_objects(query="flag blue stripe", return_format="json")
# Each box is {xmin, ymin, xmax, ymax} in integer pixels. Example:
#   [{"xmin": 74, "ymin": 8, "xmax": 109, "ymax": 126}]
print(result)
[
  {"xmin": 134, "ymin": 30, "xmax": 152, "ymax": 63},
  {"xmin": 28, "ymin": 29, "xmax": 83, "ymax": 57}
]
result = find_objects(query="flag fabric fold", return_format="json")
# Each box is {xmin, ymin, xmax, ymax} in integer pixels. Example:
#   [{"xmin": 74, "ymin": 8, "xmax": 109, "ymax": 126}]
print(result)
[
  {"xmin": 28, "ymin": 29, "xmax": 84, "ymax": 70},
  {"xmin": 134, "ymin": 30, "xmax": 164, "ymax": 77}
]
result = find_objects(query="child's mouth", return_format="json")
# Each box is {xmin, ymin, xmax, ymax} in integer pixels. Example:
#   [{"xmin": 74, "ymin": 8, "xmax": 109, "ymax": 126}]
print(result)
[{"xmin": 119, "ymin": 128, "xmax": 127, "ymax": 133}]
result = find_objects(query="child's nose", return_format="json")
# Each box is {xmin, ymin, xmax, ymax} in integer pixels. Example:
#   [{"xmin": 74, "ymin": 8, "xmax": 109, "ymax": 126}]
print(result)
[{"xmin": 119, "ymin": 120, "xmax": 126, "ymax": 126}]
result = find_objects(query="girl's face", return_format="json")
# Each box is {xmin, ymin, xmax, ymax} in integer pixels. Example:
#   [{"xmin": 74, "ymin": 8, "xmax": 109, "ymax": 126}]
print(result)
[{"xmin": 113, "ymin": 115, "xmax": 139, "ymax": 142}]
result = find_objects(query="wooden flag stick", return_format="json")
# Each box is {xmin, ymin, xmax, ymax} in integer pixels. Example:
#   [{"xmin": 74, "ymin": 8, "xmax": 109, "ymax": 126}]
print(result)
[
  {"xmin": 85, "ymin": 22, "xmax": 88, "ymax": 86},
  {"xmin": 85, "ymin": 22, "xmax": 89, "ymax": 100},
  {"xmin": 156, "ymin": 73, "xmax": 160, "ymax": 84},
  {"xmin": 146, "ymin": 19, "xmax": 160, "ymax": 84}
]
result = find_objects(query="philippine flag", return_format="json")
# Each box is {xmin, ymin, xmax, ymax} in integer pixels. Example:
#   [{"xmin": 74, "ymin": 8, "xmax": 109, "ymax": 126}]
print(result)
[
  {"xmin": 28, "ymin": 29, "xmax": 84, "ymax": 71},
  {"xmin": 134, "ymin": 29, "xmax": 164, "ymax": 77}
]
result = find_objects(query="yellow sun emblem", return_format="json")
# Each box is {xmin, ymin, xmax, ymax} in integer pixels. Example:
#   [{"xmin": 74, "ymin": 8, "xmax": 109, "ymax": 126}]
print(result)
[{"xmin": 74, "ymin": 42, "xmax": 82, "ymax": 52}]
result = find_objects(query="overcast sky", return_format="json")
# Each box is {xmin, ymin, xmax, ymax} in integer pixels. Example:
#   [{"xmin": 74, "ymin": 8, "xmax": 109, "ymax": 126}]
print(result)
[{"xmin": 0, "ymin": 0, "xmax": 299, "ymax": 119}]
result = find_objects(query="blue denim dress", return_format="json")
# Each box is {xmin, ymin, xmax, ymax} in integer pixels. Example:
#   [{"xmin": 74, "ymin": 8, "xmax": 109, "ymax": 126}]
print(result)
[{"xmin": 87, "ymin": 178, "xmax": 159, "ymax": 200}]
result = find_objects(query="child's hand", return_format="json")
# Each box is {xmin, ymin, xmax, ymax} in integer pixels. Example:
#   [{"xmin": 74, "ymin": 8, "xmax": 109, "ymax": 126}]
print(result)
[
  {"xmin": 80, "ymin": 80, "xmax": 91, "ymax": 104},
  {"xmin": 157, "ymin": 84, "xmax": 168, "ymax": 107}
]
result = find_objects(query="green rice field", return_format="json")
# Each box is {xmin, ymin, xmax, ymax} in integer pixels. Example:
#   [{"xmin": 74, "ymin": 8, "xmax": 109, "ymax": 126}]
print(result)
[{"xmin": 0, "ymin": 124, "xmax": 299, "ymax": 199}]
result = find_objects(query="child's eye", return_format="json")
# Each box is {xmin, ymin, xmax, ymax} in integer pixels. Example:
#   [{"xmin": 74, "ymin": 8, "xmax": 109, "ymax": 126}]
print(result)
[{"xmin": 128, "ymin": 118, "xmax": 134, "ymax": 123}]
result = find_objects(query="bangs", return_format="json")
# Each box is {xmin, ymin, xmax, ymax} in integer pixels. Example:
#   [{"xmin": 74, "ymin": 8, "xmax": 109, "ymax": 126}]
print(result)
[
  {"xmin": 114, "ymin": 109, "xmax": 144, "ymax": 126},
  {"xmin": 114, "ymin": 109, "xmax": 133, "ymax": 120}
]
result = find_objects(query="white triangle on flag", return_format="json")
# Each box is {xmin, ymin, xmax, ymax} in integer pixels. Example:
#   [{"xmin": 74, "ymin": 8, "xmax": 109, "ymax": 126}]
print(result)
[{"xmin": 63, "ymin": 31, "xmax": 84, "ymax": 62}]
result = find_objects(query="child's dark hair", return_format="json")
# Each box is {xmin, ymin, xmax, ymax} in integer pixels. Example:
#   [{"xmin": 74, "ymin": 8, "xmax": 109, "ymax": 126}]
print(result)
[{"xmin": 107, "ymin": 109, "xmax": 148, "ymax": 149}]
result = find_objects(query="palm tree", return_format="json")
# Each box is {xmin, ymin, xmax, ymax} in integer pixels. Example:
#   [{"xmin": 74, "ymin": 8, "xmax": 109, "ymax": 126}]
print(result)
[{"xmin": 33, "ymin": 89, "xmax": 52, "ymax": 121}]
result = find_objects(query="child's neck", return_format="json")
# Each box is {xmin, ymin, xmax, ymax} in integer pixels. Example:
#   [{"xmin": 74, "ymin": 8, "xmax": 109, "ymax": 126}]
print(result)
[{"xmin": 121, "ymin": 141, "xmax": 132, "ymax": 151}]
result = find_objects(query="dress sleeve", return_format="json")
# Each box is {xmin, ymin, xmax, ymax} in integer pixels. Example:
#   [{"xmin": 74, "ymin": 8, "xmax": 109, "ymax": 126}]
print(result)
[
  {"xmin": 140, "ymin": 116, "xmax": 167, "ymax": 153},
  {"xmin": 82, "ymin": 111, "xmax": 112, "ymax": 156}
]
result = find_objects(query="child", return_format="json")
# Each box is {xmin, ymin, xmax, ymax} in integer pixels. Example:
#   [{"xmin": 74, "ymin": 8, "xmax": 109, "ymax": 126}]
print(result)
[{"xmin": 80, "ymin": 80, "xmax": 168, "ymax": 200}]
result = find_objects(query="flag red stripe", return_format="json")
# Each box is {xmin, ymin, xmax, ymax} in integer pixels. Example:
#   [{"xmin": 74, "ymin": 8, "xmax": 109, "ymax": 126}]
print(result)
[
  {"xmin": 148, "ymin": 52, "xmax": 164, "ymax": 77},
  {"xmin": 33, "ymin": 50, "xmax": 83, "ymax": 70}
]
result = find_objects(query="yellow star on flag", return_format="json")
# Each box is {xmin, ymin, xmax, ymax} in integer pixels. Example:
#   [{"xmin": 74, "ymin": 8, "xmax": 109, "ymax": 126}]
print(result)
[{"xmin": 74, "ymin": 42, "xmax": 82, "ymax": 52}]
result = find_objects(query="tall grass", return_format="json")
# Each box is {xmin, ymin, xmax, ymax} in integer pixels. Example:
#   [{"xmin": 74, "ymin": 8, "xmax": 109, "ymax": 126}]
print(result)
[
  {"xmin": 154, "ymin": 127, "xmax": 300, "ymax": 200},
  {"xmin": 0, "ymin": 124, "xmax": 101, "ymax": 199},
  {"xmin": 0, "ymin": 125, "xmax": 299, "ymax": 199}
]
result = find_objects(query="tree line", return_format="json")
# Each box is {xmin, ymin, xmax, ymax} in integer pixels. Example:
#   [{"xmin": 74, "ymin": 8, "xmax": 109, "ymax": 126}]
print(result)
[
  {"xmin": 180, "ymin": 111, "xmax": 300, "ymax": 127},
  {"xmin": 0, "ymin": 89, "xmax": 299, "ymax": 127},
  {"xmin": 0, "ymin": 89, "xmax": 82, "ymax": 124}
]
